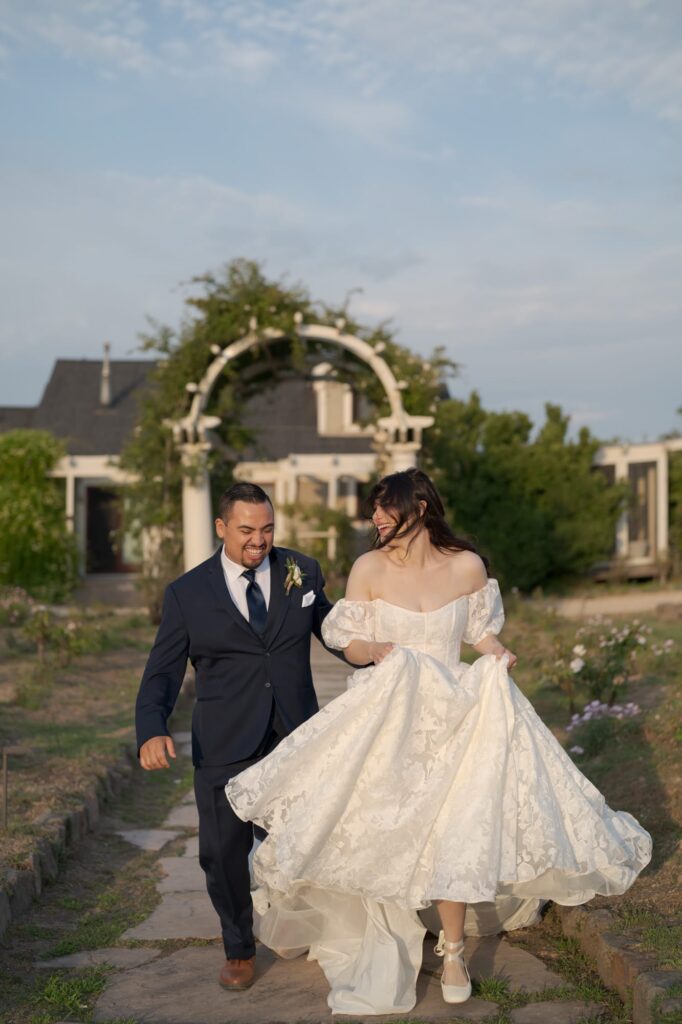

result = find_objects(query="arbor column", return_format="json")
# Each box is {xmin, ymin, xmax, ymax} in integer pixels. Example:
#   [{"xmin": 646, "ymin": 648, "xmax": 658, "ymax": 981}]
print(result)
[
  {"xmin": 386, "ymin": 442, "xmax": 421, "ymax": 472},
  {"xmin": 180, "ymin": 442, "xmax": 215, "ymax": 571}
]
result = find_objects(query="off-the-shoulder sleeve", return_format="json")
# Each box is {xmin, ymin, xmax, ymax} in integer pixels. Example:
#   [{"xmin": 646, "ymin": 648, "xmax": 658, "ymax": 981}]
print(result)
[
  {"xmin": 321, "ymin": 599, "xmax": 375, "ymax": 650},
  {"xmin": 462, "ymin": 578, "xmax": 505, "ymax": 646}
]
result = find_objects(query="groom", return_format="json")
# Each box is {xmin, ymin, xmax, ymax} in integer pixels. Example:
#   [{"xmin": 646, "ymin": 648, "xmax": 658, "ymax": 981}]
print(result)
[{"xmin": 135, "ymin": 482, "xmax": 339, "ymax": 991}]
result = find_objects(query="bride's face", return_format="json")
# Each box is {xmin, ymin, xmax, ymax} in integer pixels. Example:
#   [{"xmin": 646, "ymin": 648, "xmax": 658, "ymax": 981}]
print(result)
[
  {"xmin": 372, "ymin": 499, "xmax": 427, "ymax": 543},
  {"xmin": 372, "ymin": 503, "xmax": 398, "ymax": 540}
]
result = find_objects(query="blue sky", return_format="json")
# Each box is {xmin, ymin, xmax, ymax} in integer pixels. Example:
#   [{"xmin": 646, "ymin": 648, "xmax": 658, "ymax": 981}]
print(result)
[{"xmin": 1, "ymin": 0, "xmax": 681, "ymax": 441}]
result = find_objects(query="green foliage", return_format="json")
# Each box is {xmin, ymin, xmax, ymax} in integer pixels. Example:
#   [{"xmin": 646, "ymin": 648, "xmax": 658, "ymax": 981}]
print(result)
[
  {"xmin": 424, "ymin": 394, "xmax": 626, "ymax": 590},
  {"xmin": 15, "ymin": 661, "xmax": 57, "ymax": 710},
  {"xmin": 33, "ymin": 966, "xmax": 109, "ymax": 1019},
  {"xmin": 281, "ymin": 503, "xmax": 359, "ymax": 587},
  {"xmin": 0, "ymin": 430, "xmax": 78, "ymax": 601},
  {"xmin": 0, "ymin": 585, "xmax": 34, "ymax": 626},
  {"xmin": 121, "ymin": 259, "xmax": 453, "ymax": 615}
]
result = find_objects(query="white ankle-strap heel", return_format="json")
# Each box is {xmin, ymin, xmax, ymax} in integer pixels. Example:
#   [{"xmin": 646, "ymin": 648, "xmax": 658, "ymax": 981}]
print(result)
[{"xmin": 434, "ymin": 930, "xmax": 472, "ymax": 1004}]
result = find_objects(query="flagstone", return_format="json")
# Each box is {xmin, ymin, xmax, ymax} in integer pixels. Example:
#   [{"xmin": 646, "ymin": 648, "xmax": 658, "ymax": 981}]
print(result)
[
  {"xmin": 180, "ymin": 788, "xmax": 196, "ymax": 805},
  {"xmin": 116, "ymin": 829, "xmax": 182, "ymax": 851},
  {"xmin": 94, "ymin": 945, "xmax": 499, "ymax": 1024},
  {"xmin": 157, "ymin": 856, "xmax": 205, "ymax": 893},
  {"xmin": 36, "ymin": 947, "xmax": 161, "ymax": 970},
  {"xmin": 162, "ymin": 803, "xmax": 199, "ymax": 829},
  {"xmin": 122, "ymin": 892, "xmax": 220, "ymax": 941},
  {"xmin": 510, "ymin": 999, "xmax": 606, "ymax": 1023},
  {"xmin": 182, "ymin": 836, "xmax": 199, "ymax": 858},
  {"xmin": 421, "ymin": 935, "xmax": 563, "ymax": 994}
]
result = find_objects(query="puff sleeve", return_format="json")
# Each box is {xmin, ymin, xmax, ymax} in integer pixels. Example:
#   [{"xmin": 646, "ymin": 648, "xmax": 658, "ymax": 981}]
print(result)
[
  {"xmin": 321, "ymin": 599, "xmax": 375, "ymax": 650},
  {"xmin": 462, "ymin": 578, "xmax": 505, "ymax": 646}
]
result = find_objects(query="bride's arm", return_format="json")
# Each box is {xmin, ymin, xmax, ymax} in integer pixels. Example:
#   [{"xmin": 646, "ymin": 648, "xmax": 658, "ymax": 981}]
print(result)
[
  {"xmin": 343, "ymin": 556, "xmax": 395, "ymax": 666},
  {"xmin": 473, "ymin": 633, "xmax": 517, "ymax": 669},
  {"xmin": 460, "ymin": 553, "xmax": 517, "ymax": 668}
]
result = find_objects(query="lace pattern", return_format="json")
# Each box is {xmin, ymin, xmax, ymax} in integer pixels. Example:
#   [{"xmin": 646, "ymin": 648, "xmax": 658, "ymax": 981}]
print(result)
[{"xmin": 226, "ymin": 578, "xmax": 652, "ymax": 1016}]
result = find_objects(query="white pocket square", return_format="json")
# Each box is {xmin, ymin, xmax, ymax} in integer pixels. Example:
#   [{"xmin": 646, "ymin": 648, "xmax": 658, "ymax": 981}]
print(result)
[{"xmin": 302, "ymin": 590, "xmax": 316, "ymax": 607}]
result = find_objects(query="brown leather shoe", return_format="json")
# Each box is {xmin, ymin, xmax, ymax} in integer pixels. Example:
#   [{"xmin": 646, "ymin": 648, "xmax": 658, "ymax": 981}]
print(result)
[{"xmin": 219, "ymin": 956, "xmax": 256, "ymax": 990}]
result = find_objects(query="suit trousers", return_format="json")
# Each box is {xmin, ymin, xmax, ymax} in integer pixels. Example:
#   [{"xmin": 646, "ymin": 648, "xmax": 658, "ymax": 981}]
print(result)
[{"xmin": 193, "ymin": 705, "xmax": 285, "ymax": 960}]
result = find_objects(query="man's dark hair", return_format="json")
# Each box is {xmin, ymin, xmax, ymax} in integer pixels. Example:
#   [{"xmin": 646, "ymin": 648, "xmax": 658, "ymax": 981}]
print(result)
[{"xmin": 218, "ymin": 482, "xmax": 273, "ymax": 521}]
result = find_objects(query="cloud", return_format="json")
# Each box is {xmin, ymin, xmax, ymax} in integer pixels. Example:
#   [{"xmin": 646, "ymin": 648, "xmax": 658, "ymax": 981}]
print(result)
[{"xmin": 2, "ymin": 1, "xmax": 682, "ymax": 123}]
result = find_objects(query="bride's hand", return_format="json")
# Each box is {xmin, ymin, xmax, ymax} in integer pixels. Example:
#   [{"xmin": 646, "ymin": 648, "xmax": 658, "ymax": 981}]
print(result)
[
  {"xmin": 497, "ymin": 647, "xmax": 518, "ymax": 670},
  {"xmin": 369, "ymin": 642, "xmax": 395, "ymax": 664}
]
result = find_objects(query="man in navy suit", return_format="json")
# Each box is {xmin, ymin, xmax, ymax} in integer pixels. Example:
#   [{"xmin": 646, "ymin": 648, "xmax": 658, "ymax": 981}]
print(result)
[{"xmin": 136, "ymin": 482, "xmax": 339, "ymax": 991}]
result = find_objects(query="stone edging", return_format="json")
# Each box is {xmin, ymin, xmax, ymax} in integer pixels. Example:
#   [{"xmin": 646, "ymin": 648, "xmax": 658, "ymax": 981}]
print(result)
[
  {"xmin": 0, "ymin": 744, "xmax": 137, "ymax": 943},
  {"xmin": 557, "ymin": 904, "xmax": 682, "ymax": 1024}
]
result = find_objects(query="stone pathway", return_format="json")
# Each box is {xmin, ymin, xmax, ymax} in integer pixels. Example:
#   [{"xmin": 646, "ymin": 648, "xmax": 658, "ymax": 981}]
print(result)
[
  {"xmin": 37, "ymin": 641, "xmax": 609, "ymax": 1023},
  {"xmin": 552, "ymin": 586, "xmax": 682, "ymax": 618}
]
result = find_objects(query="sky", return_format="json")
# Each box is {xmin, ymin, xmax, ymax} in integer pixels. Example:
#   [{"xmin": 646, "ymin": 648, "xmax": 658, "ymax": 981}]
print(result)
[{"xmin": 1, "ymin": 0, "xmax": 681, "ymax": 443}]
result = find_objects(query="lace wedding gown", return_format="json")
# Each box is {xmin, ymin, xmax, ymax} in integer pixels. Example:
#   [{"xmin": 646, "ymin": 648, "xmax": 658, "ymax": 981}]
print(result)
[{"xmin": 226, "ymin": 580, "xmax": 652, "ymax": 1015}]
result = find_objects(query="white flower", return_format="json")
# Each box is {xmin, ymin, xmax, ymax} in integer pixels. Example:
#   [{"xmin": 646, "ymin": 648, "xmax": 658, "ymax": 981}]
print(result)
[
  {"xmin": 572, "ymin": 644, "xmax": 586, "ymax": 657},
  {"xmin": 569, "ymin": 746, "xmax": 585, "ymax": 756},
  {"xmin": 569, "ymin": 657, "xmax": 585, "ymax": 673}
]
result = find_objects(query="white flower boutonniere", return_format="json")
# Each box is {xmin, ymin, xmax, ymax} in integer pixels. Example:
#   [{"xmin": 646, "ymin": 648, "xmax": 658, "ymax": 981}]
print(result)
[{"xmin": 284, "ymin": 556, "xmax": 305, "ymax": 595}]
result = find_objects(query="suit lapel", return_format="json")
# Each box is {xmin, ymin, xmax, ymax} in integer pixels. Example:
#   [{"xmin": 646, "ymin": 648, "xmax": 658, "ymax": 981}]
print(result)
[
  {"xmin": 263, "ymin": 547, "xmax": 291, "ymax": 647},
  {"xmin": 206, "ymin": 546, "xmax": 261, "ymax": 642}
]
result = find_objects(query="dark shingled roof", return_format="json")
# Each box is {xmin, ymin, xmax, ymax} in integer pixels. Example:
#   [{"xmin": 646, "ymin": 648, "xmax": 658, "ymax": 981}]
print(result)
[
  {"xmin": 241, "ymin": 378, "xmax": 375, "ymax": 459},
  {"xmin": 0, "ymin": 361, "xmax": 375, "ymax": 459},
  {"xmin": 0, "ymin": 359, "xmax": 157, "ymax": 455},
  {"xmin": 0, "ymin": 407, "xmax": 36, "ymax": 431}
]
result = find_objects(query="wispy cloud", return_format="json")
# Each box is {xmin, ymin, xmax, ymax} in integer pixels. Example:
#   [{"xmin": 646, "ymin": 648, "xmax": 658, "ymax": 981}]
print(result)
[{"xmin": 3, "ymin": 1, "xmax": 682, "ymax": 123}]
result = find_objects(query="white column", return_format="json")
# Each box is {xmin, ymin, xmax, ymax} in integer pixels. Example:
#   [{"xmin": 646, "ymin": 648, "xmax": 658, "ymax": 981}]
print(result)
[
  {"xmin": 613, "ymin": 451, "xmax": 630, "ymax": 558},
  {"xmin": 180, "ymin": 443, "xmax": 215, "ymax": 571},
  {"xmin": 386, "ymin": 442, "xmax": 421, "ymax": 472},
  {"xmin": 65, "ymin": 474, "xmax": 75, "ymax": 533},
  {"xmin": 657, "ymin": 450, "xmax": 669, "ymax": 559},
  {"xmin": 328, "ymin": 474, "xmax": 338, "ymax": 510}
]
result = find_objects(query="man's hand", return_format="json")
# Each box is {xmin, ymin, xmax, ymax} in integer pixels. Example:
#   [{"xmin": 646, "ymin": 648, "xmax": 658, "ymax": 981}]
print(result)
[{"xmin": 140, "ymin": 735, "xmax": 177, "ymax": 770}]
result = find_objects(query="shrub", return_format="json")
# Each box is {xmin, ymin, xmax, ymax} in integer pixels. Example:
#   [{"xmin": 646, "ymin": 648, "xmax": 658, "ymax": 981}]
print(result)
[{"xmin": 0, "ymin": 430, "xmax": 78, "ymax": 601}]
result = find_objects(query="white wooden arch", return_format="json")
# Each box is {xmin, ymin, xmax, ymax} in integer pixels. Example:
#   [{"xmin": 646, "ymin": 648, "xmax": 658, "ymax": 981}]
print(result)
[{"xmin": 166, "ymin": 319, "xmax": 433, "ymax": 570}]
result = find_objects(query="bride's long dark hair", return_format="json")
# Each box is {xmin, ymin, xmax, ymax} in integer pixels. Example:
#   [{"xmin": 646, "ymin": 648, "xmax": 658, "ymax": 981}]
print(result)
[{"xmin": 364, "ymin": 468, "xmax": 489, "ymax": 571}]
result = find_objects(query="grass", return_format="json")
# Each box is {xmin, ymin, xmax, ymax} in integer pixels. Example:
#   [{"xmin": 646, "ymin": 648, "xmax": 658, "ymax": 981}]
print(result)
[
  {"xmin": 0, "ymin": 608, "xmax": 164, "ymax": 876},
  {"xmin": 32, "ymin": 966, "xmax": 110, "ymax": 1021},
  {"xmin": 652, "ymin": 980, "xmax": 682, "ymax": 1024},
  {"xmin": 610, "ymin": 903, "xmax": 682, "ymax": 970},
  {"xmin": 0, "ymin": 743, "xmax": 193, "ymax": 1023},
  {"xmin": 506, "ymin": 601, "xmax": 682, "ymax": 901}
]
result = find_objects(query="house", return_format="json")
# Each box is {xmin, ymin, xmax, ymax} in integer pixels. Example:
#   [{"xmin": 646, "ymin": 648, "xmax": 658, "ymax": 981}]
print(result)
[
  {"xmin": 594, "ymin": 438, "xmax": 682, "ymax": 578},
  {"xmin": 0, "ymin": 348, "xmax": 382, "ymax": 576},
  {"xmin": 0, "ymin": 348, "xmax": 153, "ymax": 574},
  {"xmin": 2, "ymin": 346, "xmax": 678, "ymax": 581}
]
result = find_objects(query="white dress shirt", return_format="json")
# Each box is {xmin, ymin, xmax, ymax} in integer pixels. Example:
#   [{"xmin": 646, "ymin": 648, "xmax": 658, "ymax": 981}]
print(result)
[{"xmin": 220, "ymin": 547, "xmax": 271, "ymax": 622}]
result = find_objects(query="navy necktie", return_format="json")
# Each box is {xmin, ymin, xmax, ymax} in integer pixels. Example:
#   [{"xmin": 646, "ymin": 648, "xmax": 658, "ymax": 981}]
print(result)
[{"xmin": 242, "ymin": 569, "xmax": 268, "ymax": 635}]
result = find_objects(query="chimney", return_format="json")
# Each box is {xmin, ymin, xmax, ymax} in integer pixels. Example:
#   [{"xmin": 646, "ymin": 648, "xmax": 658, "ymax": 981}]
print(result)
[{"xmin": 100, "ymin": 342, "xmax": 111, "ymax": 406}]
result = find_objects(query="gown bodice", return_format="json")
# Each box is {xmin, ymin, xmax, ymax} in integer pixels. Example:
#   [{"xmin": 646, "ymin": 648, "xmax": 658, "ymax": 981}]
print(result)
[{"xmin": 322, "ymin": 578, "xmax": 505, "ymax": 670}]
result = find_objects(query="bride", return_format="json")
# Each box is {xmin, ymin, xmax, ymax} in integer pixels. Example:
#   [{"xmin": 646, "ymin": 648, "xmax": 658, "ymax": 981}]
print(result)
[{"xmin": 226, "ymin": 468, "xmax": 652, "ymax": 1015}]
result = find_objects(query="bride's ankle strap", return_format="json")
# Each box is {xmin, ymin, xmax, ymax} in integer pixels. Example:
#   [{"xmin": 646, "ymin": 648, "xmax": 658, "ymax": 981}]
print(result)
[{"xmin": 434, "ymin": 931, "xmax": 465, "ymax": 956}]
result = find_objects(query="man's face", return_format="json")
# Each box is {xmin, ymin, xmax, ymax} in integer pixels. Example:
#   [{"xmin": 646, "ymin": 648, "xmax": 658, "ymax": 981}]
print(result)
[{"xmin": 215, "ymin": 500, "xmax": 275, "ymax": 568}]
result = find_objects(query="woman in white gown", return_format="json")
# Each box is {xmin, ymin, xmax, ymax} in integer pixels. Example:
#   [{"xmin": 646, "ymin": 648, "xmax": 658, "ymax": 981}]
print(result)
[{"xmin": 226, "ymin": 469, "xmax": 652, "ymax": 1015}]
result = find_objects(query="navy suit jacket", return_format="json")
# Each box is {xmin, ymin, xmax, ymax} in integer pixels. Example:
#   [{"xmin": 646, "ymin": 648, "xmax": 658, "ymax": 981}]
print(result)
[{"xmin": 135, "ymin": 545, "xmax": 338, "ymax": 767}]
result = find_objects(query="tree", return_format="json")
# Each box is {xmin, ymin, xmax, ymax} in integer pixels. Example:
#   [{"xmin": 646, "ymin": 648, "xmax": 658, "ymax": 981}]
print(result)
[
  {"xmin": 424, "ymin": 395, "xmax": 625, "ymax": 591},
  {"xmin": 121, "ymin": 259, "xmax": 454, "ymax": 616},
  {"xmin": 0, "ymin": 430, "xmax": 78, "ymax": 601}
]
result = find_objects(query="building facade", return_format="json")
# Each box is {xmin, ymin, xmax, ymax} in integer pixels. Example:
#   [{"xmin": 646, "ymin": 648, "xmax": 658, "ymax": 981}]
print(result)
[{"xmin": 1, "ymin": 349, "xmax": 679, "ymax": 581}]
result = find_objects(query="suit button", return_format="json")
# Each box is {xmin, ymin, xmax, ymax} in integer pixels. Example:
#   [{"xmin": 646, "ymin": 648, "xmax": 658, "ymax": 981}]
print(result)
[
  {"xmin": 264, "ymin": 652, "xmax": 270, "ymax": 658},
  {"xmin": 265, "ymin": 682, "xmax": 271, "ymax": 688}
]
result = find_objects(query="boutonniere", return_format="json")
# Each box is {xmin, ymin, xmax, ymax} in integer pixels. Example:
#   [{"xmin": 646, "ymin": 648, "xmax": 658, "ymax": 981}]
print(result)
[{"xmin": 284, "ymin": 556, "xmax": 306, "ymax": 595}]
